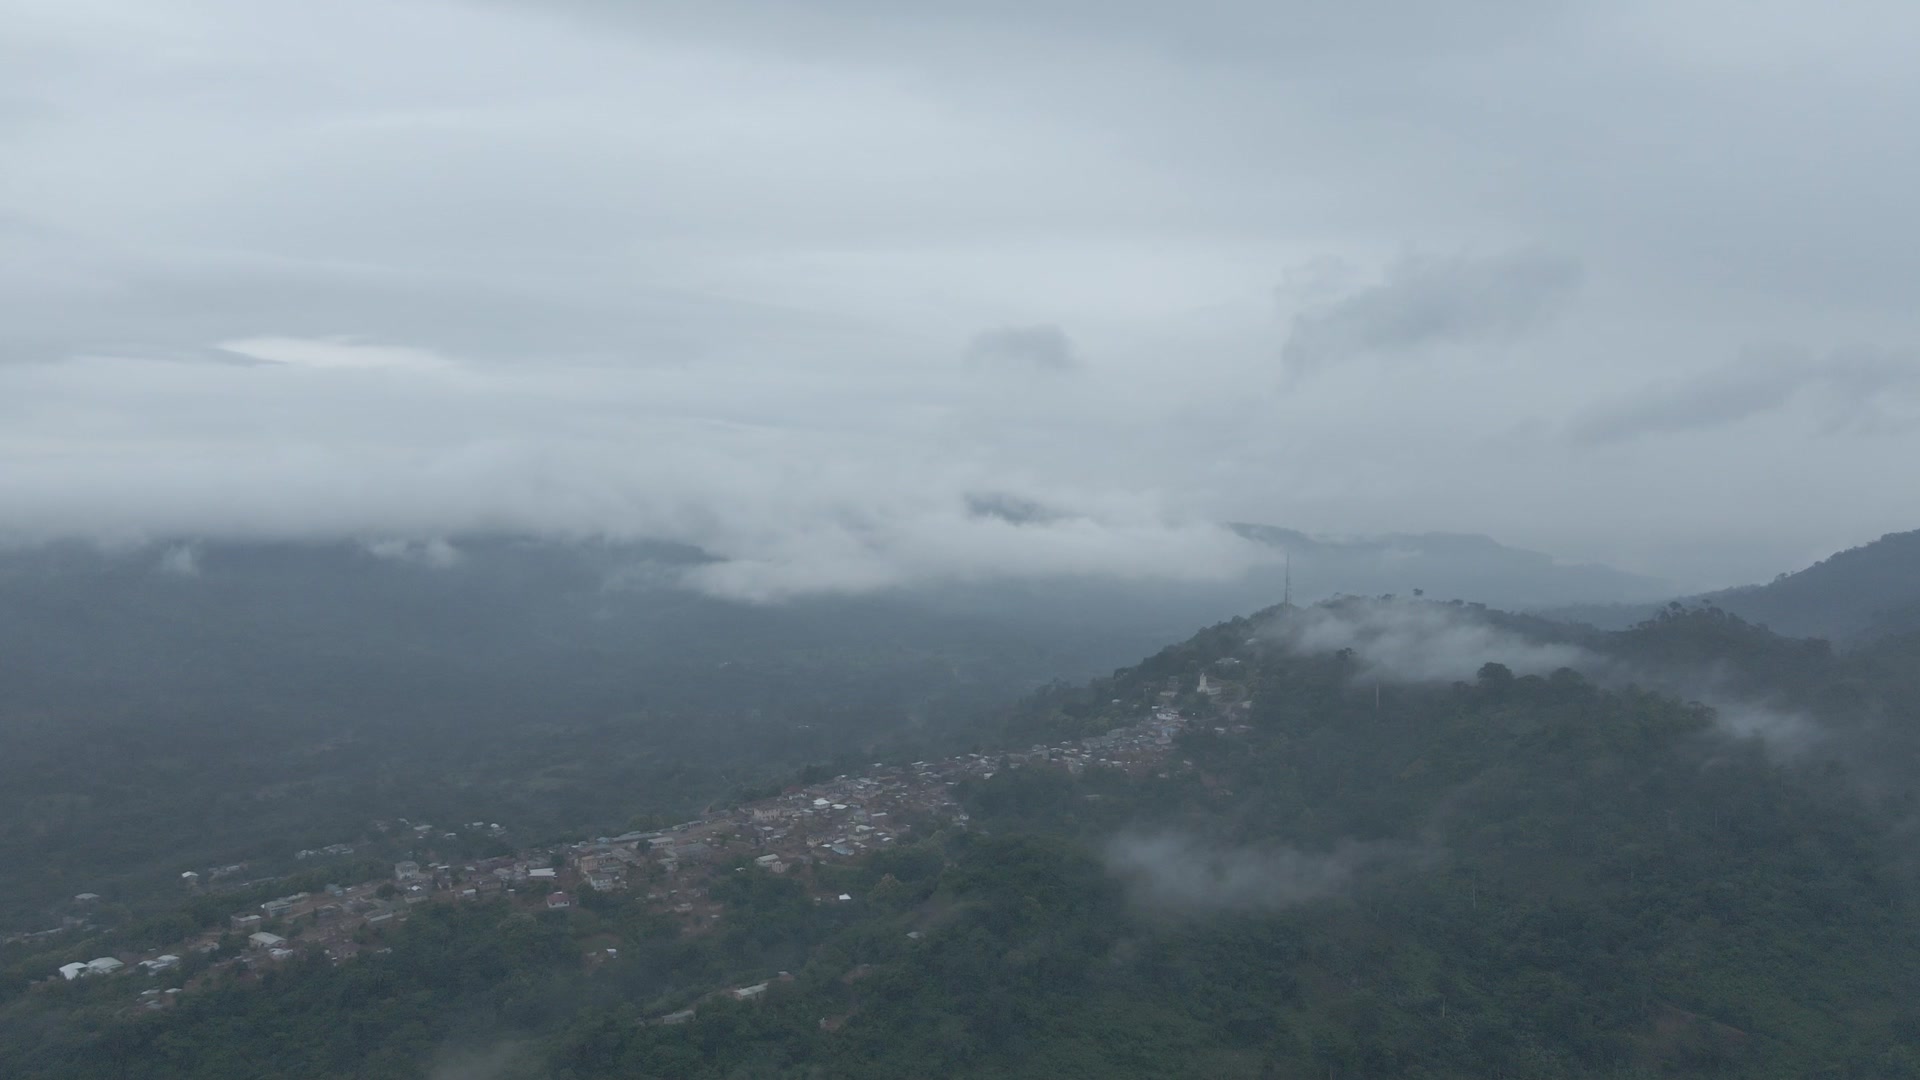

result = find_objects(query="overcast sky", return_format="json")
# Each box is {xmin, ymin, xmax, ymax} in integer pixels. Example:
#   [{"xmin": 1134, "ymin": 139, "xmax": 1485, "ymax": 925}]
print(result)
[{"xmin": 5, "ymin": 0, "xmax": 1918, "ymax": 597}]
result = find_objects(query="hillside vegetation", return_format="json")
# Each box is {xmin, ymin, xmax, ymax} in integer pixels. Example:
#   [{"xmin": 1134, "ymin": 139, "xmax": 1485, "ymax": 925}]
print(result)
[{"xmin": 7, "ymin": 599, "xmax": 1918, "ymax": 1078}]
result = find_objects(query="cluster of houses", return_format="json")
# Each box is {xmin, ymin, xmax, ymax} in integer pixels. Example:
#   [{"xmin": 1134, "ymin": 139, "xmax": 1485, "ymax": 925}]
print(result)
[
  {"xmin": 51, "ymin": 673, "xmax": 1239, "ymax": 997},
  {"xmin": 56, "ymin": 951, "xmax": 186, "ymax": 981},
  {"xmin": 57, "ymin": 956, "xmax": 124, "ymax": 980}
]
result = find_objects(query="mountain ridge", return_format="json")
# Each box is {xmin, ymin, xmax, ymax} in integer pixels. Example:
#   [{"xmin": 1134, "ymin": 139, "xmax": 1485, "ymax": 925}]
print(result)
[{"xmin": 1544, "ymin": 527, "xmax": 1920, "ymax": 644}]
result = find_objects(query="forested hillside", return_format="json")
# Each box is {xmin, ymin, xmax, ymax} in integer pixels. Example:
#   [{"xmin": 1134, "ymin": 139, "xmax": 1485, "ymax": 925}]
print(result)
[
  {"xmin": 1550, "ymin": 528, "xmax": 1920, "ymax": 643},
  {"xmin": 10, "ymin": 0, "xmax": 1915, "ymax": 1073},
  {"xmin": 6, "ymin": 598, "xmax": 1917, "ymax": 1078},
  {"xmin": 1699, "ymin": 528, "xmax": 1920, "ymax": 641}
]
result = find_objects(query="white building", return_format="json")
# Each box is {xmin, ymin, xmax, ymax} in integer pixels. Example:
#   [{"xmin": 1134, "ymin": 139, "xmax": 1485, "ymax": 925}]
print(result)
[
  {"xmin": 85, "ymin": 957, "xmax": 124, "ymax": 975},
  {"xmin": 58, "ymin": 962, "xmax": 87, "ymax": 981},
  {"xmin": 248, "ymin": 932, "xmax": 288, "ymax": 949}
]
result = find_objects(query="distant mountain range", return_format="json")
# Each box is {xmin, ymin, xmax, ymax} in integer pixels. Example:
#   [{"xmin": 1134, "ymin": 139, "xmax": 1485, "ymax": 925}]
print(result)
[
  {"xmin": 13, "ymin": 520, "xmax": 1912, "ymax": 741},
  {"xmin": 0, "ymin": 525, "xmax": 1673, "ymax": 715},
  {"xmin": 1544, "ymin": 529, "xmax": 1920, "ymax": 644}
]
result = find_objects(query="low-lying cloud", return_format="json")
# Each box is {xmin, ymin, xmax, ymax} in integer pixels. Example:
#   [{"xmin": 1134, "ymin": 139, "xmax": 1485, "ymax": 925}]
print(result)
[
  {"xmin": 1707, "ymin": 698, "xmax": 1820, "ymax": 757},
  {"xmin": 157, "ymin": 544, "xmax": 199, "ymax": 577},
  {"xmin": 680, "ymin": 508, "xmax": 1268, "ymax": 603},
  {"xmin": 1267, "ymin": 599, "xmax": 1594, "ymax": 682},
  {"xmin": 1107, "ymin": 830, "xmax": 1429, "ymax": 912},
  {"xmin": 0, "ymin": 347, "xmax": 1276, "ymax": 603},
  {"xmin": 1266, "ymin": 598, "xmax": 1826, "ymax": 757},
  {"xmin": 366, "ymin": 538, "xmax": 464, "ymax": 569}
]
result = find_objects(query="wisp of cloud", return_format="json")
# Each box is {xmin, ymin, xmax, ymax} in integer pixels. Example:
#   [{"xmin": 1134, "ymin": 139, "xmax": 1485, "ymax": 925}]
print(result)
[
  {"xmin": 1107, "ymin": 830, "xmax": 1428, "ymax": 913},
  {"xmin": 1266, "ymin": 599, "xmax": 1593, "ymax": 683}
]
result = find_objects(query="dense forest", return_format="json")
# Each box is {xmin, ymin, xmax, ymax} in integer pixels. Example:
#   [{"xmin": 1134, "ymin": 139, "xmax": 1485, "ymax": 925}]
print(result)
[{"xmin": 6, "ymin": 596, "xmax": 1919, "ymax": 1078}]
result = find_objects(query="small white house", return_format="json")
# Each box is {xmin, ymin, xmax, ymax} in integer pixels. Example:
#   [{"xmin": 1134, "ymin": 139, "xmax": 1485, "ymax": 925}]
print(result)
[
  {"xmin": 248, "ymin": 931, "xmax": 288, "ymax": 949},
  {"xmin": 58, "ymin": 962, "xmax": 87, "ymax": 981},
  {"xmin": 85, "ymin": 957, "xmax": 124, "ymax": 975}
]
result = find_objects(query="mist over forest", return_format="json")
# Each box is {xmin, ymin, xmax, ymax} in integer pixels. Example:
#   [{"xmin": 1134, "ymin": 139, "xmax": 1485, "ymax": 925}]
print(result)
[
  {"xmin": 9, "ymin": 0, "xmax": 1920, "ymax": 1075},
  {"xmin": 5, "ymin": 525, "xmax": 1920, "ymax": 1077}
]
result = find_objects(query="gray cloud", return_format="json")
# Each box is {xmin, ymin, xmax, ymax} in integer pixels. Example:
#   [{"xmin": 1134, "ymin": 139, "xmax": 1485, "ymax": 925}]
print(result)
[
  {"xmin": 0, "ymin": 348, "xmax": 1275, "ymax": 601},
  {"xmin": 1571, "ymin": 348, "xmax": 1920, "ymax": 444},
  {"xmin": 965, "ymin": 324, "xmax": 1078, "ymax": 372},
  {"xmin": 1280, "ymin": 251, "xmax": 1582, "ymax": 377},
  {"xmin": 963, "ymin": 492, "xmax": 1065, "ymax": 525},
  {"xmin": 4, "ymin": 0, "xmax": 1920, "ymax": 590}
]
